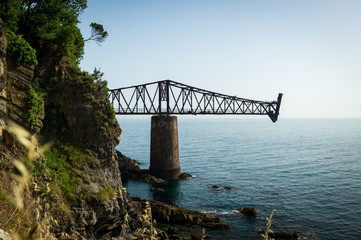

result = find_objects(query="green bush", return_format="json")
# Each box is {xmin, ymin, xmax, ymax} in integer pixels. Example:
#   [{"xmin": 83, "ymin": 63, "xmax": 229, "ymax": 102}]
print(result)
[
  {"xmin": 7, "ymin": 34, "xmax": 38, "ymax": 66},
  {"xmin": 27, "ymin": 88, "xmax": 44, "ymax": 127},
  {"xmin": 91, "ymin": 68, "xmax": 109, "ymax": 97}
]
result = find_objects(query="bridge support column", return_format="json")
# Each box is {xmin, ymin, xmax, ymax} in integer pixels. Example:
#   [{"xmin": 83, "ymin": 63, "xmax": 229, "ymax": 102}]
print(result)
[{"xmin": 150, "ymin": 115, "xmax": 180, "ymax": 179}]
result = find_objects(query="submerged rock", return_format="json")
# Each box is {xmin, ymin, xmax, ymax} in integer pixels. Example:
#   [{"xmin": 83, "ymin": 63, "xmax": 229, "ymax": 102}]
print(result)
[
  {"xmin": 237, "ymin": 207, "xmax": 258, "ymax": 217},
  {"xmin": 150, "ymin": 187, "xmax": 165, "ymax": 194},
  {"xmin": 167, "ymin": 226, "xmax": 178, "ymax": 235},
  {"xmin": 212, "ymin": 185, "xmax": 233, "ymax": 190}
]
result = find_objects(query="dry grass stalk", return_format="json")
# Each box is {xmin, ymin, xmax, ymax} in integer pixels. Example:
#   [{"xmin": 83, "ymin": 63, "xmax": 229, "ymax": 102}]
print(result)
[
  {"xmin": 260, "ymin": 209, "xmax": 275, "ymax": 240},
  {"xmin": 0, "ymin": 117, "xmax": 57, "ymax": 239}
]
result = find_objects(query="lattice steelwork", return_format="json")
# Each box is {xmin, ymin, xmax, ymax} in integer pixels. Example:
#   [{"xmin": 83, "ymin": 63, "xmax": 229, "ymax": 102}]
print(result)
[{"xmin": 109, "ymin": 80, "xmax": 283, "ymax": 122}]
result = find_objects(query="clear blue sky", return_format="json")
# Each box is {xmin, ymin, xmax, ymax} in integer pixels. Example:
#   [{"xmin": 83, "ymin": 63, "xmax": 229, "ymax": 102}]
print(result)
[{"xmin": 78, "ymin": 0, "xmax": 361, "ymax": 118}]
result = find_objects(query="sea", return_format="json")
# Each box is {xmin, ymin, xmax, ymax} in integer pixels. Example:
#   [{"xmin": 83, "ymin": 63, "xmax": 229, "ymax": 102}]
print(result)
[{"xmin": 115, "ymin": 117, "xmax": 361, "ymax": 240}]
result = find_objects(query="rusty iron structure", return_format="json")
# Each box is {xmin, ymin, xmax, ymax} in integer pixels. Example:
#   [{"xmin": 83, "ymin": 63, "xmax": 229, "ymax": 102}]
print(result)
[{"xmin": 109, "ymin": 80, "xmax": 283, "ymax": 122}]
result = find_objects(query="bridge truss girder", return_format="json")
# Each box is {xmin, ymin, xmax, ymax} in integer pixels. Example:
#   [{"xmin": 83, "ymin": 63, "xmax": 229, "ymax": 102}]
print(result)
[{"xmin": 109, "ymin": 80, "xmax": 283, "ymax": 122}]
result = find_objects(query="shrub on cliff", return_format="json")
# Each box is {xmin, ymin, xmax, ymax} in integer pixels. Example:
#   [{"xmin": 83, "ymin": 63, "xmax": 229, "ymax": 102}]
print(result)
[
  {"xmin": 6, "ymin": 33, "xmax": 38, "ymax": 66},
  {"xmin": 27, "ymin": 87, "xmax": 44, "ymax": 127},
  {"xmin": 91, "ymin": 67, "xmax": 110, "ymax": 97}
]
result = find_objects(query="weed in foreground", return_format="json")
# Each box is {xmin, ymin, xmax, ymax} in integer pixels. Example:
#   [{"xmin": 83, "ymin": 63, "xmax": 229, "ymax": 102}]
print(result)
[
  {"xmin": 0, "ymin": 117, "xmax": 56, "ymax": 239},
  {"xmin": 260, "ymin": 209, "xmax": 275, "ymax": 240}
]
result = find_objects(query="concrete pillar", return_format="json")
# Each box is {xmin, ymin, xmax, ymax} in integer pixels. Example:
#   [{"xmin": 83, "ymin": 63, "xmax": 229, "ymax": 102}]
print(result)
[{"xmin": 150, "ymin": 115, "xmax": 180, "ymax": 179}]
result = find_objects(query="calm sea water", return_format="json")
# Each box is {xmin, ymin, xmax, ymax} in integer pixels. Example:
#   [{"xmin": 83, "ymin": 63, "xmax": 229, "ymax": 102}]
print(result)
[{"xmin": 116, "ymin": 117, "xmax": 361, "ymax": 240}]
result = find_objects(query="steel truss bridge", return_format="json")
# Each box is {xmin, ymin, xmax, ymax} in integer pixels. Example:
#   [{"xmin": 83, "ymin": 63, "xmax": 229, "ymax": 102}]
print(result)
[{"xmin": 109, "ymin": 80, "xmax": 283, "ymax": 122}]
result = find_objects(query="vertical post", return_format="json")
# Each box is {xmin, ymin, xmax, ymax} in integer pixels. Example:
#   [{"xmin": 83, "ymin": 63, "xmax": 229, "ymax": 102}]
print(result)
[
  {"xmin": 158, "ymin": 82, "xmax": 162, "ymax": 114},
  {"xmin": 166, "ymin": 80, "xmax": 170, "ymax": 115},
  {"xmin": 150, "ymin": 115, "xmax": 180, "ymax": 179}
]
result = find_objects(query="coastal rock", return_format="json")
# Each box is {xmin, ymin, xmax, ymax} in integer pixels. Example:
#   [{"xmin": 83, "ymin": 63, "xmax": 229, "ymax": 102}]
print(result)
[
  {"xmin": 150, "ymin": 187, "xmax": 165, "ymax": 194},
  {"xmin": 0, "ymin": 21, "xmax": 141, "ymax": 239},
  {"xmin": 178, "ymin": 172, "xmax": 193, "ymax": 180},
  {"xmin": 258, "ymin": 231, "xmax": 304, "ymax": 240},
  {"xmin": 117, "ymin": 151, "xmax": 167, "ymax": 184},
  {"xmin": 237, "ymin": 207, "xmax": 258, "ymax": 217},
  {"xmin": 0, "ymin": 18, "xmax": 146, "ymax": 240},
  {"xmin": 167, "ymin": 226, "xmax": 178, "ymax": 235},
  {"xmin": 212, "ymin": 185, "xmax": 233, "ymax": 190},
  {"xmin": 133, "ymin": 197, "xmax": 230, "ymax": 230}
]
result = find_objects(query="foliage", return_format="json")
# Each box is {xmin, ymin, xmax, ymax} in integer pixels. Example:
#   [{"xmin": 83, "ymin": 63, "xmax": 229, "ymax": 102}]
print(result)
[
  {"xmin": 0, "ymin": 0, "xmax": 22, "ymax": 32},
  {"xmin": 109, "ymin": 104, "xmax": 116, "ymax": 119},
  {"xmin": 33, "ymin": 143, "xmax": 100, "ymax": 201},
  {"xmin": 0, "ymin": 0, "xmax": 88, "ymax": 64},
  {"xmin": 6, "ymin": 33, "xmax": 38, "ymax": 66},
  {"xmin": 84, "ymin": 22, "xmax": 108, "ymax": 45},
  {"xmin": 91, "ymin": 67, "xmax": 110, "ymax": 97},
  {"xmin": 27, "ymin": 87, "xmax": 44, "ymax": 127}
]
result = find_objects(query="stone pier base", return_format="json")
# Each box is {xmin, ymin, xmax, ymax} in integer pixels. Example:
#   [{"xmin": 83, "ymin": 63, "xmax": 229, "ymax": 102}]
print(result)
[{"xmin": 149, "ymin": 115, "xmax": 180, "ymax": 179}]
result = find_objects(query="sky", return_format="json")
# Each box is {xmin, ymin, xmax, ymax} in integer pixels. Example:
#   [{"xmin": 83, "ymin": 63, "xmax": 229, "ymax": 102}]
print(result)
[{"xmin": 78, "ymin": 0, "xmax": 361, "ymax": 118}]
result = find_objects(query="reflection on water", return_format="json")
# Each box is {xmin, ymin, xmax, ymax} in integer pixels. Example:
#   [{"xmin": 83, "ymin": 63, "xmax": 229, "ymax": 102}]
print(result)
[
  {"xmin": 150, "ymin": 180, "xmax": 181, "ymax": 206},
  {"xmin": 123, "ymin": 179, "xmax": 182, "ymax": 207}
]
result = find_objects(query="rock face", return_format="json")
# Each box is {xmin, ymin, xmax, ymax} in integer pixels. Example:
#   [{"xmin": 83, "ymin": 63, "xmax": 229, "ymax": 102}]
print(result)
[
  {"xmin": 0, "ymin": 19, "xmax": 43, "ymax": 162},
  {"xmin": 66, "ymin": 188, "xmax": 140, "ymax": 239},
  {"xmin": 36, "ymin": 60, "xmax": 121, "ymax": 160},
  {"xmin": 133, "ymin": 197, "xmax": 230, "ymax": 230},
  {"xmin": 0, "ymin": 18, "xmax": 141, "ymax": 239},
  {"xmin": 33, "ymin": 61, "xmax": 141, "ymax": 238}
]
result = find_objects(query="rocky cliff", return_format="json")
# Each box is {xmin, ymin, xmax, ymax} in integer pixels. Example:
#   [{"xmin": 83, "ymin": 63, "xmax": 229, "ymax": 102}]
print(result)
[{"xmin": 0, "ymin": 18, "xmax": 142, "ymax": 239}]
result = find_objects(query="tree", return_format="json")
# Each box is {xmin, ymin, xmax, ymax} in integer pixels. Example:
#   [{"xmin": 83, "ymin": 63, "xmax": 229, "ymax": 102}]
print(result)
[
  {"xmin": 0, "ymin": 0, "xmax": 88, "ymax": 64},
  {"xmin": 84, "ymin": 22, "xmax": 108, "ymax": 45}
]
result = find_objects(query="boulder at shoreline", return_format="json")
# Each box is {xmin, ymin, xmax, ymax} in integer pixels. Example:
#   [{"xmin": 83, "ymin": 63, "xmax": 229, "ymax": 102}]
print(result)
[{"xmin": 133, "ymin": 197, "xmax": 230, "ymax": 230}]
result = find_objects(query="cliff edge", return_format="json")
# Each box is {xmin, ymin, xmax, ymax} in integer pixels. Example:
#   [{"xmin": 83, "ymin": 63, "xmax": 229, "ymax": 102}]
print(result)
[{"xmin": 0, "ymin": 18, "xmax": 142, "ymax": 239}]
